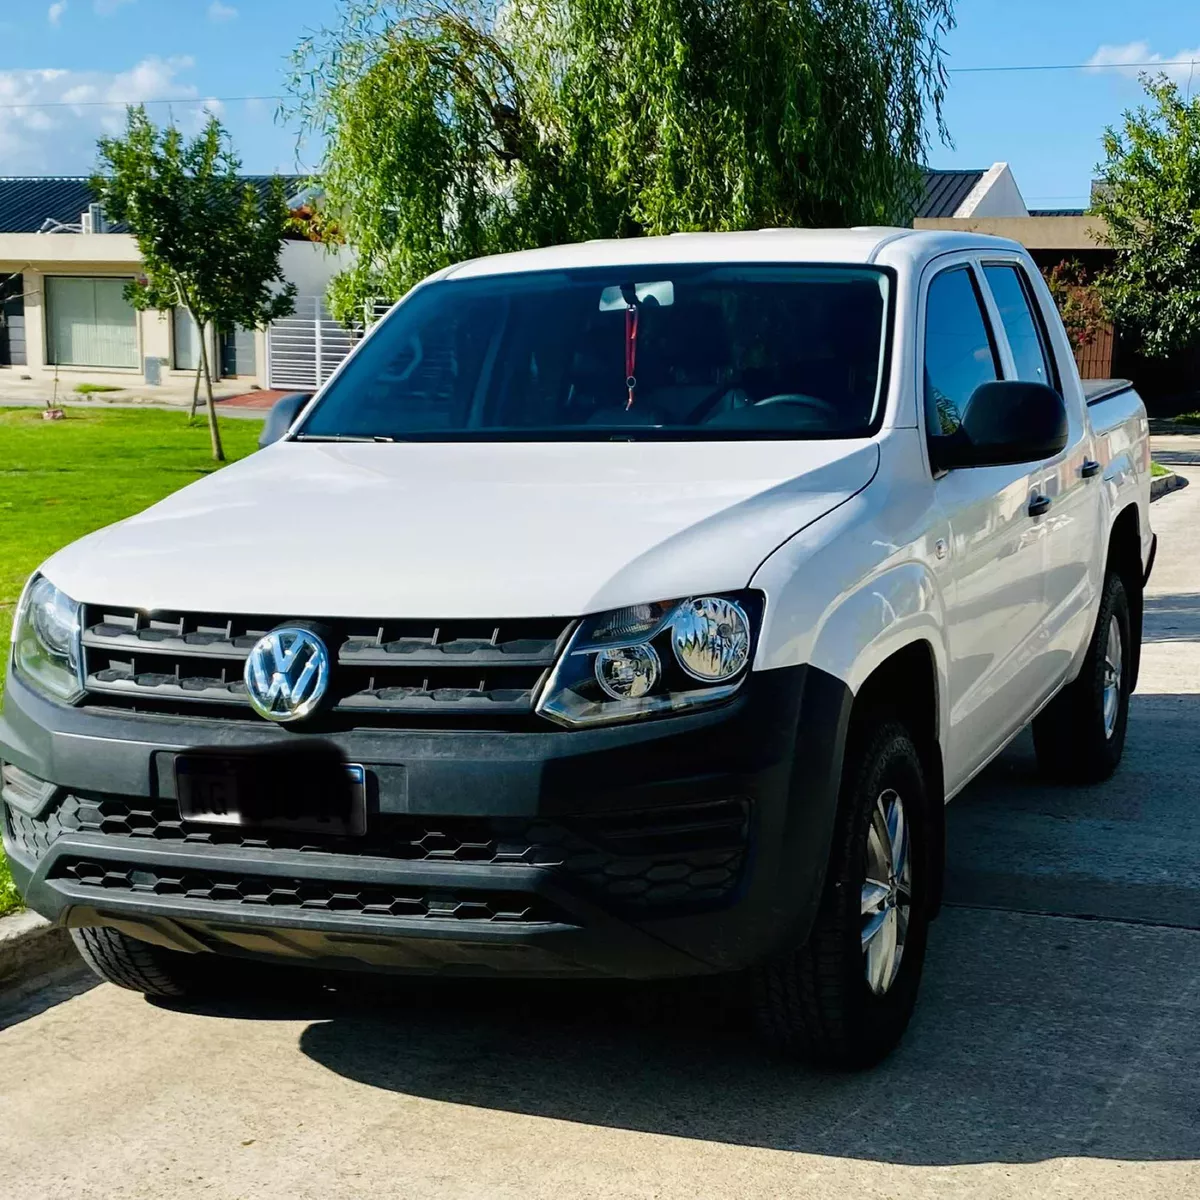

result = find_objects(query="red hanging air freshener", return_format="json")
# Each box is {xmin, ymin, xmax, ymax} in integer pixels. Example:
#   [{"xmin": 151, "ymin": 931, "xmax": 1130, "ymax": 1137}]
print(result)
[{"xmin": 625, "ymin": 302, "xmax": 639, "ymax": 410}]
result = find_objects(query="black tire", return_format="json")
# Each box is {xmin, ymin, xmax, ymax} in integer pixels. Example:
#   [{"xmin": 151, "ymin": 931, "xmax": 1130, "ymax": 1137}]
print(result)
[
  {"xmin": 752, "ymin": 719, "xmax": 931, "ymax": 1068},
  {"xmin": 1032, "ymin": 570, "xmax": 1132, "ymax": 784},
  {"xmin": 71, "ymin": 927, "xmax": 211, "ymax": 998}
]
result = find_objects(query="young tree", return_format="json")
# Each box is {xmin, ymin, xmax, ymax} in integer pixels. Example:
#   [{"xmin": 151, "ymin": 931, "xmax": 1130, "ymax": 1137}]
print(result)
[
  {"xmin": 1092, "ymin": 76, "xmax": 1200, "ymax": 360},
  {"xmin": 288, "ymin": 0, "xmax": 956, "ymax": 324},
  {"xmin": 93, "ymin": 107, "xmax": 297, "ymax": 460}
]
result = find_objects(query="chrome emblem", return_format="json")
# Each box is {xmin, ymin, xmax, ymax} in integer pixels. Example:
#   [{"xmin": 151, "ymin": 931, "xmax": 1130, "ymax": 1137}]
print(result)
[{"xmin": 244, "ymin": 628, "xmax": 330, "ymax": 722}]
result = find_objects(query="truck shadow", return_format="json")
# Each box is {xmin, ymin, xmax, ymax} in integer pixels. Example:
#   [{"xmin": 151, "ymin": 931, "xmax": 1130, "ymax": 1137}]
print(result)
[
  {"xmin": 1144, "ymin": 590, "xmax": 1200, "ymax": 643},
  {"xmin": 177, "ymin": 690, "xmax": 1200, "ymax": 1167}
]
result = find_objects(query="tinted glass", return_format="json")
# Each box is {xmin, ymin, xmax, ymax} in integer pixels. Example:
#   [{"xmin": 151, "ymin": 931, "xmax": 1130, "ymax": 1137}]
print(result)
[
  {"xmin": 299, "ymin": 265, "xmax": 892, "ymax": 442},
  {"xmin": 923, "ymin": 268, "xmax": 999, "ymax": 439},
  {"xmin": 984, "ymin": 265, "xmax": 1055, "ymax": 389}
]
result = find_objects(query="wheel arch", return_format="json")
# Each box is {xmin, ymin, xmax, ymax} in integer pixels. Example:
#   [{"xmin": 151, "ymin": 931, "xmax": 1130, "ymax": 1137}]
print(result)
[
  {"xmin": 1107, "ymin": 503, "xmax": 1143, "ymax": 688},
  {"xmin": 848, "ymin": 639, "xmax": 946, "ymax": 919}
]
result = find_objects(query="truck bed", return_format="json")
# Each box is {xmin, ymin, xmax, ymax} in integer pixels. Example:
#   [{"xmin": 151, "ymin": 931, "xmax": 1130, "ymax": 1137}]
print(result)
[{"xmin": 1083, "ymin": 379, "xmax": 1134, "ymax": 407}]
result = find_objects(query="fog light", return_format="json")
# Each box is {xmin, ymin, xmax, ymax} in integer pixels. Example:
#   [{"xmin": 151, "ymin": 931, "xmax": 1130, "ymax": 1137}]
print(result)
[{"xmin": 594, "ymin": 644, "xmax": 660, "ymax": 699}]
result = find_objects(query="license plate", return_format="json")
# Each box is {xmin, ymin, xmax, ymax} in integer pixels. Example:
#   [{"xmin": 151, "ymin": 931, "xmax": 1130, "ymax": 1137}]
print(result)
[{"xmin": 176, "ymin": 755, "xmax": 367, "ymax": 836}]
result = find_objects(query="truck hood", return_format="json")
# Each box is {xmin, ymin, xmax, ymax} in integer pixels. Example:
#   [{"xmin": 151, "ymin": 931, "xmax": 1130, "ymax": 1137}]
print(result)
[{"xmin": 42, "ymin": 439, "xmax": 879, "ymax": 619}]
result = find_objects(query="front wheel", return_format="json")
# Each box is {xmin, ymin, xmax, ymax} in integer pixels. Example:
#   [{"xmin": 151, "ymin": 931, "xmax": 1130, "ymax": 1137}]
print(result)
[
  {"xmin": 72, "ymin": 926, "xmax": 229, "ymax": 998},
  {"xmin": 1033, "ymin": 569, "xmax": 1132, "ymax": 784},
  {"xmin": 752, "ymin": 719, "xmax": 932, "ymax": 1068}
]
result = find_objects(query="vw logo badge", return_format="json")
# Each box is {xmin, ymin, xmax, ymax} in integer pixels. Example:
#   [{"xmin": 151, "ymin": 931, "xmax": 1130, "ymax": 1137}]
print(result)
[{"xmin": 244, "ymin": 627, "xmax": 330, "ymax": 723}]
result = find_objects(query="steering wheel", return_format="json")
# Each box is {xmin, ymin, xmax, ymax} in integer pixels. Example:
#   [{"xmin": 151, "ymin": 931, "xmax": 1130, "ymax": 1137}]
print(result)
[{"xmin": 753, "ymin": 393, "xmax": 842, "ymax": 422}]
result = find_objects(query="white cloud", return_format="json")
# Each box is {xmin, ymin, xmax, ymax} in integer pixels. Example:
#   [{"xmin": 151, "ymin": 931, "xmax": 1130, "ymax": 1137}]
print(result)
[
  {"xmin": 0, "ymin": 57, "xmax": 208, "ymax": 174},
  {"xmin": 94, "ymin": 0, "xmax": 135, "ymax": 13},
  {"xmin": 1087, "ymin": 41, "xmax": 1200, "ymax": 84},
  {"xmin": 48, "ymin": 2, "xmax": 67, "ymax": 26},
  {"xmin": 207, "ymin": 1, "xmax": 237, "ymax": 21}
]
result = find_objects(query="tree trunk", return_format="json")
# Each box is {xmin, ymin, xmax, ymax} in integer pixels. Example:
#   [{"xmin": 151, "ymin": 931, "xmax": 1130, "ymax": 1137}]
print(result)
[
  {"xmin": 188, "ymin": 358, "xmax": 203, "ymax": 421},
  {"xmin": 197, "ymin": 321, "xmax": 224, "ymax": 462}
]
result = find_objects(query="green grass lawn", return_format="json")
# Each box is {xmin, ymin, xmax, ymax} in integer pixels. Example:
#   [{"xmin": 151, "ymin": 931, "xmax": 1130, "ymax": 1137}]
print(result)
[{"xmin": 0, "ymin": 407, "xmax": 262, "ymax": 915}]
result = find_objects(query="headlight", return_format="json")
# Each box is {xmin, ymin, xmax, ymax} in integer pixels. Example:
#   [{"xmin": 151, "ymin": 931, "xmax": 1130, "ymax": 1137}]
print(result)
[
  {"xmin": 12, "ymin": 575, "xmax": 84, "ymax": 703},
  {"xmin": 536, "ymin": 592, "xmax": 760, "ymax": 728}
]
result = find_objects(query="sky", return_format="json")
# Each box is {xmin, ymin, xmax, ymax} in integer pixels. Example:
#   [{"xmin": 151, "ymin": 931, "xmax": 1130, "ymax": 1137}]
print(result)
[{"xmin": 0, "ymin": 0, "xmax": 1198, "ymax": 209}]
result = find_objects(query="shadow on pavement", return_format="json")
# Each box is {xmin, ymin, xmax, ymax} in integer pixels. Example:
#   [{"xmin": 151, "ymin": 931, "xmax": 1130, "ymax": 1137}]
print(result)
[
  {"xmin": 1152, "ymin": 448, "xmax": 1200, "ymax": 469},
  {"xmin": 1143, "ymin": 591, "xmax": 1200, "ymax": 643},
  {"xmin": 151, "ymin": 687, "xmax": 1200, "ymax": 1167},
  {"xmin": 276, "ymin": 901, "xmax": 1200, "ymax": 1167}
]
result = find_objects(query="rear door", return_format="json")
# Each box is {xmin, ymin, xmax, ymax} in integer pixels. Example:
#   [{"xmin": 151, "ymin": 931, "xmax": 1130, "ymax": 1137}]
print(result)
[
  {"xmin": 980, "ymin": 259, "xmax": 1096, "ymax": 689},
  {"xmin": 922, "ymin": 258, "xmax": 1052, "ymax": 792}
]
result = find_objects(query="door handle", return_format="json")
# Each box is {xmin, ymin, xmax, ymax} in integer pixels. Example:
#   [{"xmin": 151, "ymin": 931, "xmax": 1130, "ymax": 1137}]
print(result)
[
  {"xmin": 1081, "ymin": 459, "xmax": 1102, "ymax": 479},
  {"xmin": 1028, "ymin": 493, "xmax": 1052, "ymax": 517}
]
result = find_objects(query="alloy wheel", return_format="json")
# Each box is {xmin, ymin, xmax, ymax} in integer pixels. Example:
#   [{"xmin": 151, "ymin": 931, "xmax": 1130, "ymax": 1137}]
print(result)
[
  {"xmin": 861, "ymin": 788, "xmax": 912, "ymax": 996},
  {"xmin": 1102, "ymin": 615, "xmax": 1123, "ymax": 740}
]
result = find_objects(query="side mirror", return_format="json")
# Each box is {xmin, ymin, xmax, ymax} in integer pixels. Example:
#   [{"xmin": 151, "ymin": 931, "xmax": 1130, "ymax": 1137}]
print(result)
[
  {"xmin": 258, "ymin": 392, "xmax": 312, "ymax": 449},
  {"xmin": 934, "ymin": 380, "xmax": 1067, "ymax": 470}
]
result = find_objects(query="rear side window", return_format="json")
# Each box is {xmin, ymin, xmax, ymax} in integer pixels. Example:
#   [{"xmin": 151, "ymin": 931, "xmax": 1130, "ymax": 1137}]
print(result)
[
  {"xmin": 923, "ymin": 267, "xmax": 1000, "ymax": 440},
  {"xmin": 983, "ymin": 264, "xmax": 1057, "ymax": 391}
]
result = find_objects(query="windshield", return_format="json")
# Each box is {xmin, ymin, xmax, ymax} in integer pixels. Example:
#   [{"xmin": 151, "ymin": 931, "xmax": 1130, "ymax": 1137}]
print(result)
[{"xmin": 297, "ymin": 264, "xmax": 893, "ymax": 442}]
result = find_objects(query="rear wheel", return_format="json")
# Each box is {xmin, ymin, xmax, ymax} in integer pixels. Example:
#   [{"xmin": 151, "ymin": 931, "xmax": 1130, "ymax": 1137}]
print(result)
[
  {"xmin": 1033, "ymin": 569, "xmax": 1132, "ymax": 784},
  {"xmin": 752, "ymin": 718, "xmax": 931, "ymax": 1068}
]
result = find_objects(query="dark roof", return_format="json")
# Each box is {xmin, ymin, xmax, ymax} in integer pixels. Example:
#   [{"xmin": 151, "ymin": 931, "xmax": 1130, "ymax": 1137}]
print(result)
[
  {"xmin": 1028, "ymin": 208, "xmax": 1086, "ymax": 218},
  {"xmin": 917, "ymin": 169, "xmax": 985, "ymax": 219},
  {"xmin": 0, "ymin": 175, "xmax": 308, "ymax": 234}
]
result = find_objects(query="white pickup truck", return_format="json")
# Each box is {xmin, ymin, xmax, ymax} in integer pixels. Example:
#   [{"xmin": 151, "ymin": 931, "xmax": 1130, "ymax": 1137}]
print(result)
[{"xmin": 2, "ymin": 228, "xmax": 1153, "ymax": 1067}]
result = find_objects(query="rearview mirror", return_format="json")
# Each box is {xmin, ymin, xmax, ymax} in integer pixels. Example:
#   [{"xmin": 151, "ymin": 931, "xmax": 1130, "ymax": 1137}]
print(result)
[
  {"xmin": 258, "ymin": 392, "xmax": 312, "ymax": 449},
  {"xmin": 934, "ymin": 380, "xmax": 1067, "ymax": 470}
]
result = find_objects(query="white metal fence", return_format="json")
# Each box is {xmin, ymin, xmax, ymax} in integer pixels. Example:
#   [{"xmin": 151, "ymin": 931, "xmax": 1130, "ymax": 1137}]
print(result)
[
  {"xmin": 266, "ymin": 298, "xmax": 394, "ymax": 391},
  {"xmin": 266, "ymin": 297, "xmax": 361, "ymax": 391}
]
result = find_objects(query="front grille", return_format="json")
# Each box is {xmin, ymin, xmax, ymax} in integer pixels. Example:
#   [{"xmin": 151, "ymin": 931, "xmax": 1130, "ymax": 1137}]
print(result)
[
  {"xmin": 53, "ymin": 858, "xmax": 552, "ymax": 923},
  {"xmin": 79, "ymin": 605, "xmax": 575, "ymax": 720},
  {"xmin": 8, "ymin": 789, "xmax": 750, "ymax": 915}
]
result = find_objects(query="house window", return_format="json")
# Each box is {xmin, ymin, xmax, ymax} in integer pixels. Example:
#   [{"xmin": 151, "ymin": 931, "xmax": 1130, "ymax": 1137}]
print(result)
[
  {"xmin": 46, "ymin": 276, "xmax": 138, "ymax": 369},
  {"xmin": 173, "ymin": 306, "xmax": 202, "ymax": 371},
  {"xmin": 0, "ymin": 275, "xmax": 26, "ymax": 367}
]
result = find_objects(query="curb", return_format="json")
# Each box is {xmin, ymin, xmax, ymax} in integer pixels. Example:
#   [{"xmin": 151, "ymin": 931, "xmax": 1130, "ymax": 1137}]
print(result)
[
  {"xmin": 1151, "ymin": 472, "xmax": 1188, "ymax": 502},
  {"xmin": 0, "ymin": 911, "xmax": 79, "ymax": 993}
]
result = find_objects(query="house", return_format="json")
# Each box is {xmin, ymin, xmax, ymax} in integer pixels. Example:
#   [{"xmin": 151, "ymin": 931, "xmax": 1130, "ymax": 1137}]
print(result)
[
  {"xmin": 0, "ymin": 176, "xmax": 350, "ymax": 392},
  {"xmin": 915, "ymin": 164, "xmax": 1122, "ymax": 382}
]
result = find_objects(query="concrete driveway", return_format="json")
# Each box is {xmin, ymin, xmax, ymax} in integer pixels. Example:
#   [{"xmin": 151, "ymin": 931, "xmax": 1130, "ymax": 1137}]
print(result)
[{"xmin": 2, "ymin": 445, "xmax": 1199, "ymax": 1200}]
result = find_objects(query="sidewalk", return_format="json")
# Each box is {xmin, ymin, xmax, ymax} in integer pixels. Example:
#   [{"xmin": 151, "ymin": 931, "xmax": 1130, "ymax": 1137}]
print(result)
[{"xmin": 0, "ymin": 374, "xmax": 261, "ymax": 410}]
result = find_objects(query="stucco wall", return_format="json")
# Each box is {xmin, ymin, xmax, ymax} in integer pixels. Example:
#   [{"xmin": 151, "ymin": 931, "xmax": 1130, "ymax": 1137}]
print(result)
[
  {"xmin": 914, "ymin": 214, "xmax": 1109, "ymax": 251},
  {"xmin": 0, "ymin": 234, "xmax": 351, "ymax": 387}
]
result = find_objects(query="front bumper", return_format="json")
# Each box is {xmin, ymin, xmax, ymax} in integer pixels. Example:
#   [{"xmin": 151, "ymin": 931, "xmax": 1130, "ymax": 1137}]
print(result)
[{"xmin": 1, "ymin": 662, "xmax": 851, "ymax": 979}]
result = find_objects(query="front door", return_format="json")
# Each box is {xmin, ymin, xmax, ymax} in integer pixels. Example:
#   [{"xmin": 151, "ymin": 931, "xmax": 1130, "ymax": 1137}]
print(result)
[
  {"xmin": 220, "ymin": 326, "xmax": 257, "ymax": 378},
  {"xmin": 923, "ymin": 262, "xmax": 1051, "ymax": 792}
]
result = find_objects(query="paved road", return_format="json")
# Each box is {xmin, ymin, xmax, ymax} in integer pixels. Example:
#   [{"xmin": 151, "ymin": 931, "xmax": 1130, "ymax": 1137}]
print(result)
[{"xmin": 3, "ymin": 446, "xmax": 1200, "ymax": 1200}]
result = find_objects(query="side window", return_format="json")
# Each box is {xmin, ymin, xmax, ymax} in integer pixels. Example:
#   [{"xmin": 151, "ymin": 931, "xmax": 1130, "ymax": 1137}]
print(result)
[
  {"xmin": 923, "ymin": 267, "xmax": 1000, "ymax": 441},
  {"xmin": 983, "ymin": 264, "xmax": 1058, "ymax": 391}
]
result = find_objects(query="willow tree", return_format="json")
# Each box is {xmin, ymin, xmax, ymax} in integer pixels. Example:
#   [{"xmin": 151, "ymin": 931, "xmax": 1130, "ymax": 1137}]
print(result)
[{"xmin": 289, "ymin": 0, "xmax": 956, "ymax": 323}]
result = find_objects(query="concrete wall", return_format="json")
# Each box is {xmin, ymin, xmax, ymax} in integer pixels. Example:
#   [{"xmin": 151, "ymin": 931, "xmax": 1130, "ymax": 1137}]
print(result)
[
  {"xmin": 914, "ymin": 214, "xmax": 1110, "ymax": 251},
  {"xmin": 279, "ymin": 241, "xmax": 352, "ymax": 300}
]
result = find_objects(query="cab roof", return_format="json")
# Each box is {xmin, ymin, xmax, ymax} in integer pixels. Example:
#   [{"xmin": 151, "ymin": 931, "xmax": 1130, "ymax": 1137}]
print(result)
[{"xmin": 442, "ymin": 227, "xmax": 1027, "ymax": 280}]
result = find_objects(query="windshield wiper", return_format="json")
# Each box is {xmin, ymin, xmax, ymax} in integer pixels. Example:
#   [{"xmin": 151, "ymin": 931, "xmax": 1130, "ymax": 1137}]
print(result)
[{"xmin": 292, "ymin": 434, "xmax": 395, "ymax": 443}]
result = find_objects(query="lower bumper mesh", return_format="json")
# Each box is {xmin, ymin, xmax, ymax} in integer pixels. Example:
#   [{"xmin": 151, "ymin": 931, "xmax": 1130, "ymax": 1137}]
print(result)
[
  {"xmin": 53, "ymin": 858, "xmax": 552, "ymax": 923},
  {"xmin": 4, "ymin": 783, "xmax": 750, "ymax": 915}
]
